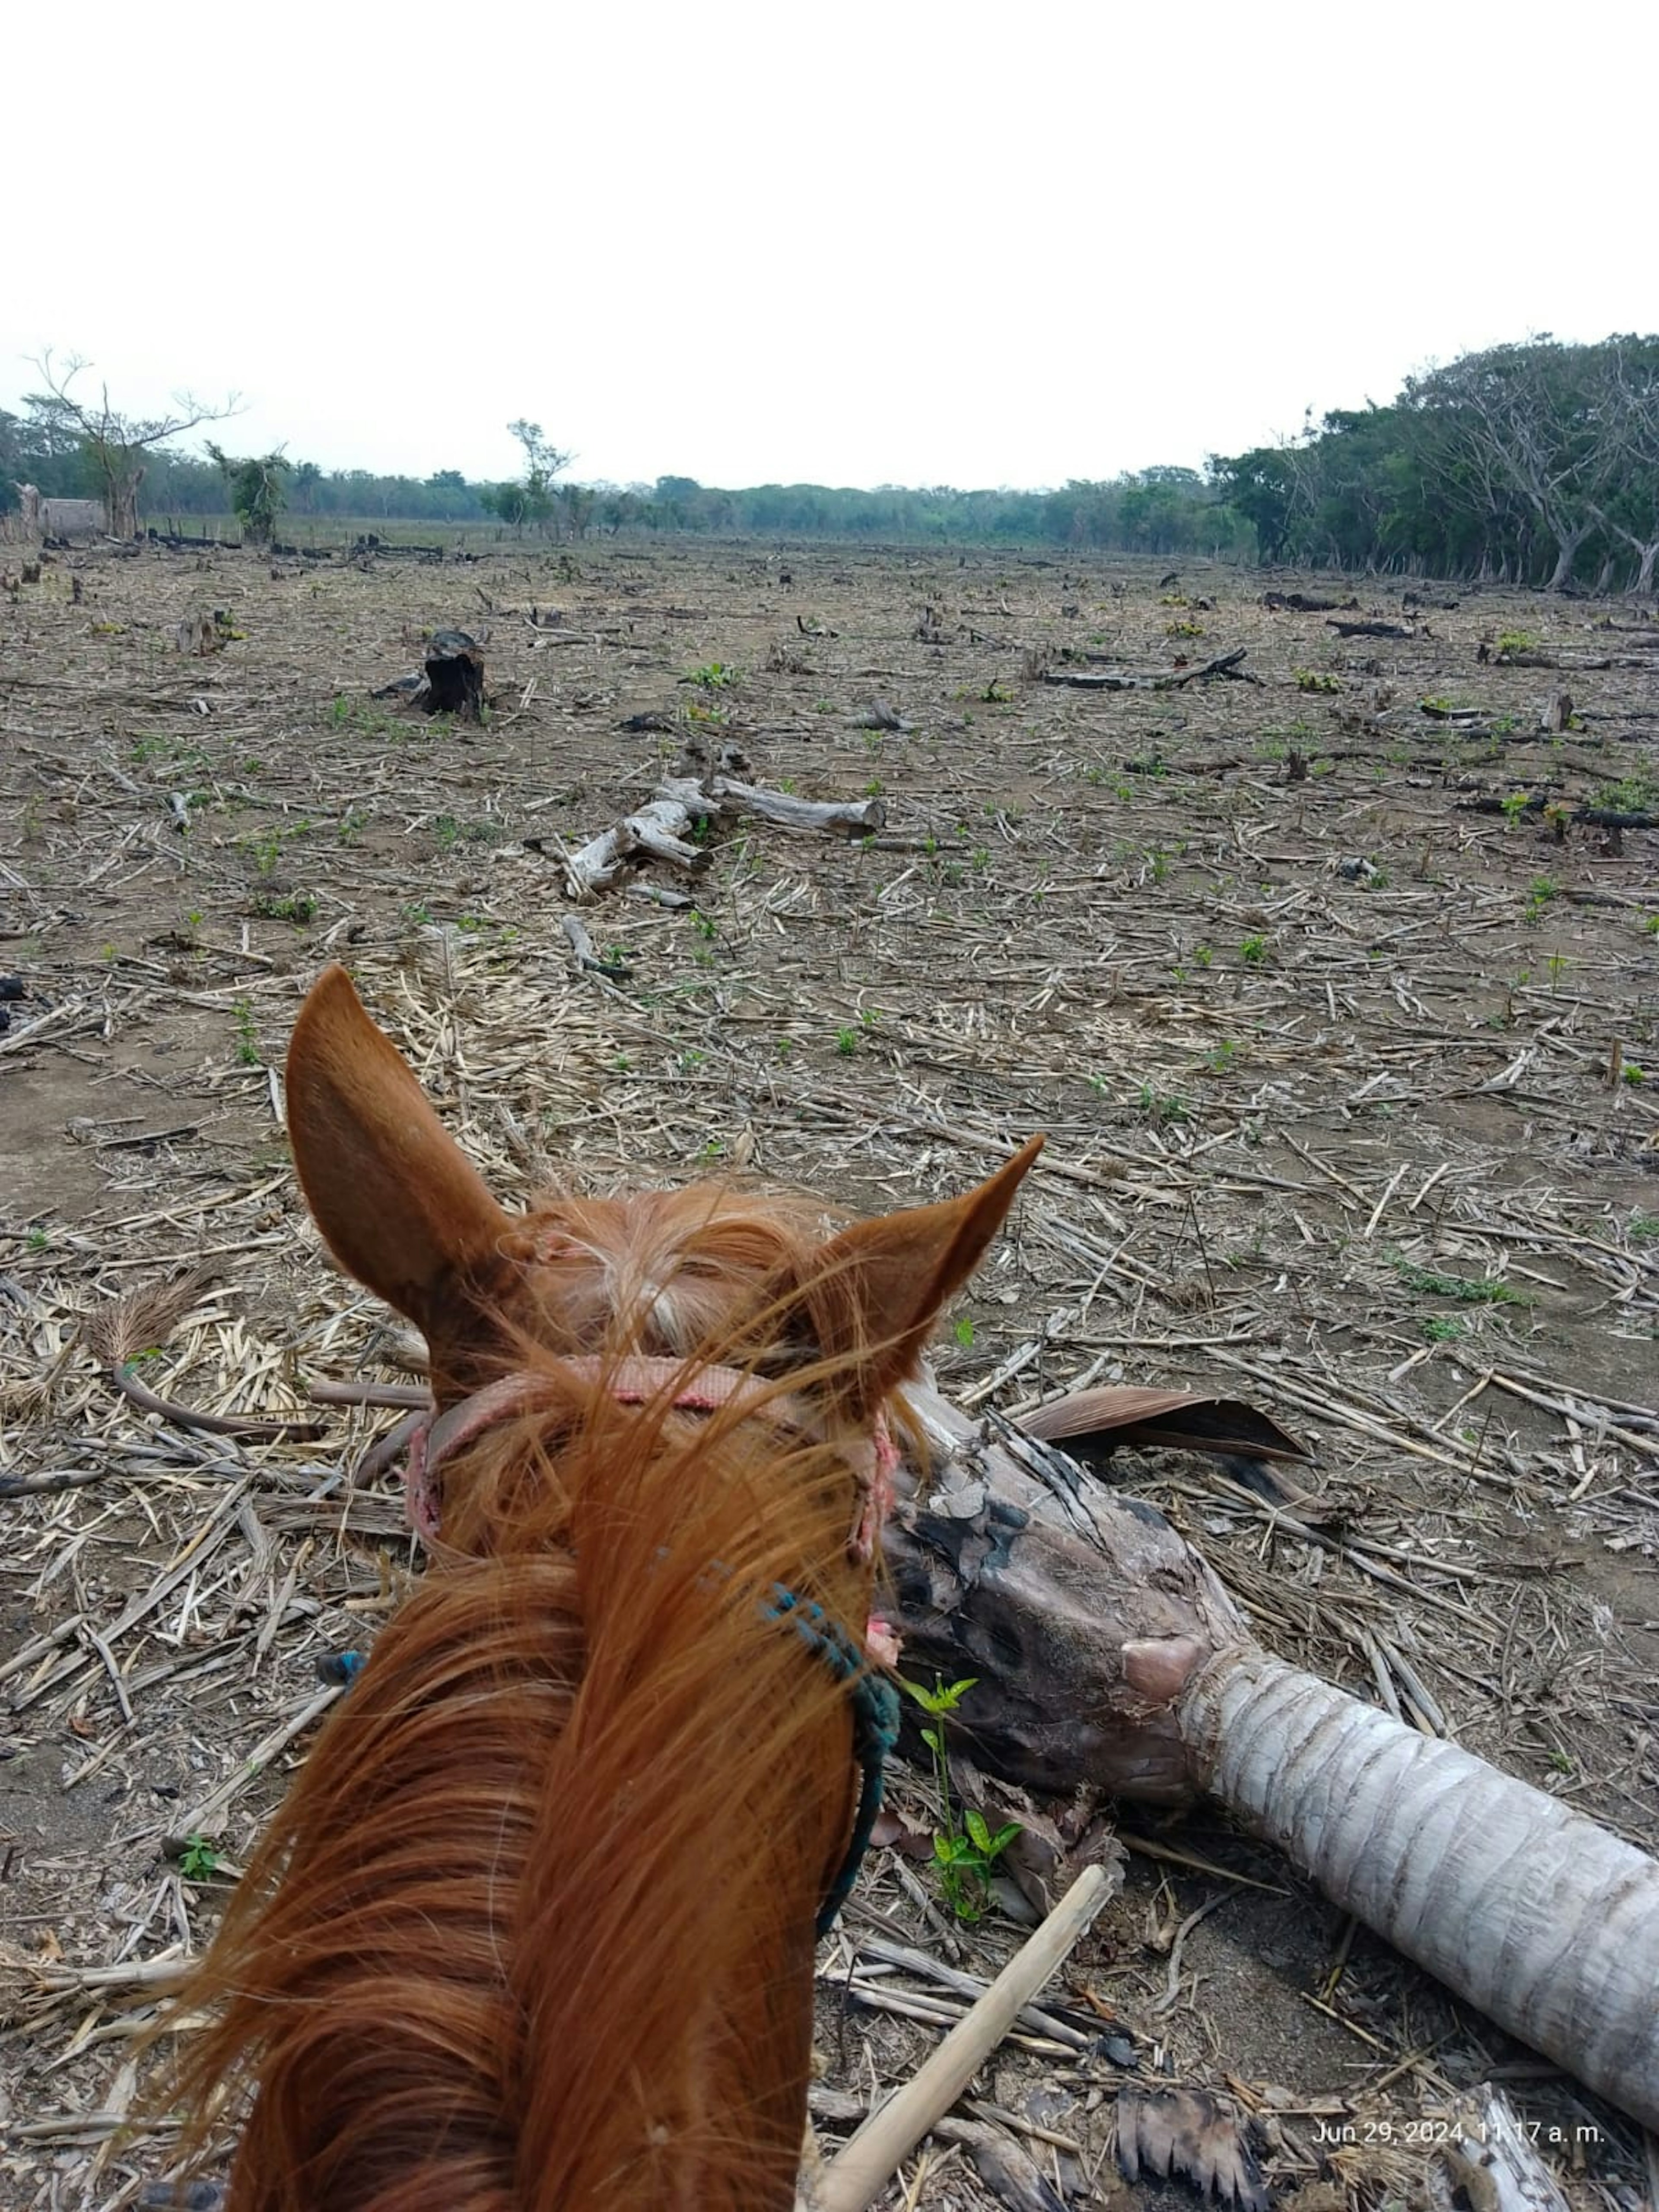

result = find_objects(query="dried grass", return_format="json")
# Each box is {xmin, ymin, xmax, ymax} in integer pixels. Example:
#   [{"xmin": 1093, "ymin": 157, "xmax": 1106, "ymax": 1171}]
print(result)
[{"xmin": 2, "ymin": 537, "xmax": 1655, "ymax": 2210}]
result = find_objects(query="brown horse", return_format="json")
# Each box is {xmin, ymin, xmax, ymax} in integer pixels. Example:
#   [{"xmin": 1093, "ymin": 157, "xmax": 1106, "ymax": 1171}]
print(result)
[{"xmin": 172, "ymin": 964, "xmax": 1040, "ymax": 2212}]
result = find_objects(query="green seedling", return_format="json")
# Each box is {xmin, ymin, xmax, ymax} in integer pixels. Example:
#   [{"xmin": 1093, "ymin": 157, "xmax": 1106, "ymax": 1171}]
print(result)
[
  {"xmin": 901, "ymin": 1675, "xmax": 1020, "ymax": 1923},
  {"xmin": 178, "ymin": 1834, "xmax": 220, "ymax": 1882},
  {"xmin": 1391, "ymin": 1253, "xmax": 1531, "ymax": 1306}
]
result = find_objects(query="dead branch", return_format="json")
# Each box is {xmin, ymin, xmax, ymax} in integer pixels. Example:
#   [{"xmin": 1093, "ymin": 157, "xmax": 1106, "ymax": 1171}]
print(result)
[
  {"xmin": 1040, "ymin": 648, "xmax": 1252, "ymax": 692},
  {"xmin": 83, "ymin": 1271, "xmax": 325, "ymax": 1443},
  {"xmin": 661, "ymin": 773, "xmax": 887, "ymax": 837},
  {"xmin": 810, "ymin": 1867, "xmax": 1110, "ymax": 2212},
  {"xmin": 559, "ymin": 912, "xmax": 633, "ymax": 978},
  {"xmin": 559, "ymin": 798, "xmax": 713, "ymax": 896}
]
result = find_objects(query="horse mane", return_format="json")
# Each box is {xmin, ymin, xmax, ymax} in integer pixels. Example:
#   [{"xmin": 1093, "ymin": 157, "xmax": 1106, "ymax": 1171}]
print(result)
[{"xmin": 168, "ymin": 1179, "xmax": 892, "ymax": 2212}]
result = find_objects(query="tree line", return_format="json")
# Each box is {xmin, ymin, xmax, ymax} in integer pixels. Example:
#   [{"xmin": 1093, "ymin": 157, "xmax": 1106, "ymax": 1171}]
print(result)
[
  {"xmin": 0, "ymin": 390, "xmax": 1243, "ymax": 556},
  {"xmin": 1211, "ymin": 336, "xmax": 1659, "ymax": 594},
  {"xmin": 5, "ymin": 336, "xmax": 1656, "ymax": 590}
]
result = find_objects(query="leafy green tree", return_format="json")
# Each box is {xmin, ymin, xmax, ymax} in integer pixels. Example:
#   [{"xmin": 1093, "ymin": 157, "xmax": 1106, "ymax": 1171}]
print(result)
[
  {"xmin": 500, "ymin": 419, "xmax": 571, "ymax": 536},
  {"xmin": 208, "ymin": 445, "xmax": 291, "ymax": 546},
  {"xmin": 1211, "ymin": 333, "xmax": 1659, "ymax": 589},
  {"xmin": 483, "ymin": 480, "xmax": 530, "ymax": 531},
  {"xmin": 1207, "ymin": 446, "xmax": 1301, "ymax": 561}
]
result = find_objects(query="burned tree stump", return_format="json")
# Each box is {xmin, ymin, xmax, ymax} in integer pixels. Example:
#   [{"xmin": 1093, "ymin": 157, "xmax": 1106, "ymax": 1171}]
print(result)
[{"xmin": 422, "ymin": 629, "xmax": 484, "ymax": 720}]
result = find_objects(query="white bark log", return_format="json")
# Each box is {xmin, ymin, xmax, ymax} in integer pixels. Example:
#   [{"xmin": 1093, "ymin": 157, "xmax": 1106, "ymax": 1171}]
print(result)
[
  {"xmin": 655, "ymin": 775, "xmax": 885, "ymax": 836},
  {"xmin": 1182, "ymin": 1649, "xmax": 1659, "ymax": 2130},
  {"xmin": 893, "ymin": 1381, "xmax": 1659, "ymax": 2135},
  {"xmin": 562, "ymin": 799, "xmax": 711, "ymax": 897}
]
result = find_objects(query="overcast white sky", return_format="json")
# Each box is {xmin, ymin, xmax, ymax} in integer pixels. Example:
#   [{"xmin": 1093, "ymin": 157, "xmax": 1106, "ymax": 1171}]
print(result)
[{"xmin": 6, "ymin": 1, "xmax": 1651, "ymax": 492}]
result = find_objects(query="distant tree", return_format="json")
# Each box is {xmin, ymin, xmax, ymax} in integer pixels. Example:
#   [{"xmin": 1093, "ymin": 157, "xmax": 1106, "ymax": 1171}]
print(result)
[
  {"xmin": 207, "ymin": 444, "xmax": 291, "ymax": 546},
  {"xmin": 556, "ymin": 481, "xmax": 596, "ymax": 539},
  {"xmin": 499, "ymin": 419, "xmax": 572, "ymax": 537},
  {"xmin": 1405, "ymin": 340, "xmax": 1615, "ymax": 591},
  {"xmin": 422, "ymin": 467, "xmax": 469, "ymax": 521},
  {"xmin": 483, "ymin": 480, "xmax": 530, "ymax": 532},
  {"xmin": 1589, "ymin": 335, "xmax": 1659, "ymax": 595},
  {"xmin": 27, "ymin": 351, "xmax": 238, "ymax": 537},
  {"xmin": 593, "ymin": 486, "xmax": 643, "ymax": 535},
  {"xmin": 653, "ymin": 476, "xmax": 703, "ymax": 530},
  {"xmin": 1207, "ymin": 446, "xmax": 1302, "ymax": 563},
  {"xmin": 292, "ymin": 460, "xmax": 322, "ymax": 513}
]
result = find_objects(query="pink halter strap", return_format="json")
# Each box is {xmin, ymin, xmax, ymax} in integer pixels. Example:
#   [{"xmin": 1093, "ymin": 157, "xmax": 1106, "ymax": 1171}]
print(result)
[{"xmin": 400, "ymin": 1356, "xmax": 897, "ymax": 1565}]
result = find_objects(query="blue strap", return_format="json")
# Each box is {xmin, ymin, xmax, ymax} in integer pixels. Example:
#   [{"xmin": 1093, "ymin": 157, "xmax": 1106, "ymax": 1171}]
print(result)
[
  {"xmin": 762, "ymin": 1585, "xmax": 902, "ymax": 1936},
  {"xmin": 318, "ymin": 1581, "xmax": 896, "ymax": 1939}
]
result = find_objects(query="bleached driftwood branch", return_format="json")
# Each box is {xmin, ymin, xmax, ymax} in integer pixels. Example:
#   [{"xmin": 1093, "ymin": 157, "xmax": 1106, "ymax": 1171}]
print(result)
[
  {"xmin": 561, "ymin": 774, "xmax": 887, "ymax": 898},
  {"xmin": 562, "ymin": 798, "xmax": 713, "ymax": 896},
  {"xmin": 661, "ymin": 773, "xmax": 887, "ymax": 837}
]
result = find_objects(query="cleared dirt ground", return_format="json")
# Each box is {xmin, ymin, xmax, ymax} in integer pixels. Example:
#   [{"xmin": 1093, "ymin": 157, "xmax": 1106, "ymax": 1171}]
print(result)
[{"xmin": 1, "ymin": 534, "xmax": 1656, "ymax": 2210}]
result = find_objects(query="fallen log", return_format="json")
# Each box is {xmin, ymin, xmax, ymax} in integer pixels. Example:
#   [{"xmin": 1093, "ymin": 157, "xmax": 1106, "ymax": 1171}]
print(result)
[
  {"xmin": 300, "ymin": 1347, "xmax": 1659, "ymax": 2134},
  {"xmin": 659, "ymin": 772, "xmax": 887, "ymax": 837},
  {"xmin": 1494, "ymin": 650, "xmax": 1613, "ymax": 671},
  {"xmin": 1263, "ymin": 591, "xmax": 1355, "ymax": 613},
  {"xmin": 887, "ymin": 1376, "xmax": 1659, "ymax": 2135},
  {"xmin": 351, "ymin": 534, "xmax": 444, "ymax": 562},
  {"xmin": 1040, "ymin": 648, "xmax": 1252, "ymax": 692},
  {"xmin": 1454, "ymin": 795, "xmax": 1656, "ymax": 831},
  {"xmin": 556, "ymin": 772, "xmax": 885, "ymax": 899},
  {"xmin": 1327, "ymin": 618, "xmax": 1413, "ymax": 639}
]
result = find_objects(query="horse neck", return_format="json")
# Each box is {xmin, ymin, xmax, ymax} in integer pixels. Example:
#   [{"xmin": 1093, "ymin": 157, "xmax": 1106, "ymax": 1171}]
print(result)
[
  {"xmin": 194, "ymin": 1386, "xmax": 872, "ymax": 2212},
  {"xmin": 505, "ymin": 1400, "xmax": 869, "ymax": 2210}
]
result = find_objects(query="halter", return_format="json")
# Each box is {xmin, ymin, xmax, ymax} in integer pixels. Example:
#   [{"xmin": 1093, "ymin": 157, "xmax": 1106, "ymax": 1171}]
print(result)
[
  {"xmin": 402, "ymin": 1356, "xmax": 899, "ymax": 1566},
  {"xmin": 358, "ymin": 1355, "xmax": 901, "ymax": 1938}
]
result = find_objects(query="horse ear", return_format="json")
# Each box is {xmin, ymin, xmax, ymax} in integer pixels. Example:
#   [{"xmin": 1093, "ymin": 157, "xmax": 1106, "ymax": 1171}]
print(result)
[
  {"xmin": 816, "ymin": 1135, "xmax": 1043, "ymax": 1402},
  {"xmin": 285, "ymin": 965, "xmax": 510, "ymax": 1329}
]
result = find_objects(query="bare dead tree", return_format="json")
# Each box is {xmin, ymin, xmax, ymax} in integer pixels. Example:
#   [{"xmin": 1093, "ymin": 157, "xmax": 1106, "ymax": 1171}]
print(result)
[
  {"xmin": 1589, "ymin": 335, "xmax": 1659, "ymax": 595},
  {"xmin": 28, "ymin": 351, "xmax": 240, "ymax": 538},
  {"xmin": 1408, "ymin": 340, "xmax": 1615, "ymax": 592}
]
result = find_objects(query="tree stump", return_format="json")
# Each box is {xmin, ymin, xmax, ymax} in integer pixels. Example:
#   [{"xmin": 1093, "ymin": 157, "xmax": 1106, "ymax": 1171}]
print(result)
[{"xmin": 422, "ymin": 630, "xmax": 484, "ymax": 720}]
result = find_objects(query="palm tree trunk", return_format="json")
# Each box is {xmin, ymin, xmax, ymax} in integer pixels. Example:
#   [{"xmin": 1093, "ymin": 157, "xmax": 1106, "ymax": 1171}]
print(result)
[
  {"xmin": 1182, "ymin": 1648, "xmax": 1659, "ymax": 2128},
  {"xmin": 888, "ymin": 1380, "xmax": 1659, "ymax": 2133}
]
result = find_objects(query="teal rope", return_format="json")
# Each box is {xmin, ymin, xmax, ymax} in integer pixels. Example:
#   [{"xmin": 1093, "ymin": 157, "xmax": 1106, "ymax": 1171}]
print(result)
[
  {"xmin": 763, "ymin": 1583, "xmax": 901, "ymax": 1937},
  {"xmin": 320, "ymin": 1582, "xmax": 896, "ymax": 1940}
]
